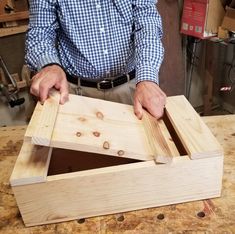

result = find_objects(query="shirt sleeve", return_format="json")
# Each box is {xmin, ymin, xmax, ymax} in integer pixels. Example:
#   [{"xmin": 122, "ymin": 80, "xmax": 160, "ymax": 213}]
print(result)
[
  {"xmin": 25, "ymin": 0, "xmax": 61, "ymax": 71},
  {"xmin": 133, "ymin": 0, "xmax": 164, "ymax": 84}
]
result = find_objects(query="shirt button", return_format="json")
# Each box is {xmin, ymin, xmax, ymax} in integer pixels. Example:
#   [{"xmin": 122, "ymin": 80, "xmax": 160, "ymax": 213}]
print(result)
[
  {"xmin": 100, "ymin": 27, "xmax": 105, "ymax": 33},
  {"xmin": 103, "ymin": 49, "xmax": 108, "ymax": 55}
]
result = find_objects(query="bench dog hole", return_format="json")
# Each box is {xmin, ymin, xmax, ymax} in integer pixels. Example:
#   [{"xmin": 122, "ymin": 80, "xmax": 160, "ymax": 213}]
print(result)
[
  {"xmin": 157, "ymin": 213, "xmax": 165, "ymax": 220},
  {"xmin": 116, "ymin": 214, "xmax": 125, "ymax": 222},
  {"xmin": 77, "ymin": 218, "xmax": 85, "ymax": 224},
  {"xmin": 197, "ymin": 211, "xmax": 206, "ymax": 218}
]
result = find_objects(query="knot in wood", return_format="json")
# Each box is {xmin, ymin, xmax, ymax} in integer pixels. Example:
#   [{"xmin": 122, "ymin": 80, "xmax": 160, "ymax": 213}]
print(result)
[
  {"xmin": 96, "ymin": 111, "xmax": 104, "ymax": 120},
  {"xmin": 103, "ymin": 141, "xmax": 110, "ymax": 149},
  {"xmin": 76, "ymin": 132, "xmax": 82, "ymax": 137},
  {"xmin": 93, "ymin": 131, "xmax": 101, "ymax": 137},
  {"xmin": 78, "ymin": 117, "xmax": 86, "ymax": 122},
  {"xmin": 117, "ymin": 150, "xmax": 125, "ymax": 156}
]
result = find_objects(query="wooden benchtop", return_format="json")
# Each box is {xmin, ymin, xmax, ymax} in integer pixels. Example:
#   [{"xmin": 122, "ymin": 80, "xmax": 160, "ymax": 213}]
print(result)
[{"xmin": 0, "ymin": 115, "xmax": 235, "ymax": 233}]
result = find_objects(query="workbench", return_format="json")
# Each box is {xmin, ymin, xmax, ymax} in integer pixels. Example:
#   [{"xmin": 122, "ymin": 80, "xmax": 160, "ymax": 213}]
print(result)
[{"xmin": 0, "ymin": 115, "xmax": 235, "ymax": 233}]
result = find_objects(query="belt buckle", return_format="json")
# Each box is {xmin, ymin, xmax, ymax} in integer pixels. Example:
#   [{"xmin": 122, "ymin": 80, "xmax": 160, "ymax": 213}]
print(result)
[{"xmin": 97, "ymin": 79, "xmax": 114, "ymax": 90}]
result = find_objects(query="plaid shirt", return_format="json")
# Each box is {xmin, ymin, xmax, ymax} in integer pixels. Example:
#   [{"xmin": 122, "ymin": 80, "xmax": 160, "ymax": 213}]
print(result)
[{"xmin": 25, "ymin": 0, "xmax": 164, "ymax": 84}]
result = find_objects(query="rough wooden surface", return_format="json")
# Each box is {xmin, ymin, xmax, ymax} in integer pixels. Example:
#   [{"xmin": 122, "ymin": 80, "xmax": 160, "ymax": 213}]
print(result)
[{"xmin": 0, "ymin": 115, "xmax": 235, "ymax": 233}]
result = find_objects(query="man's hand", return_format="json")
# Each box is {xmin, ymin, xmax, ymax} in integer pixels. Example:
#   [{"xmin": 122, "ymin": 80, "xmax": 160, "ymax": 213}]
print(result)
[
  {"xmin": 30, "ymin": 65, "xmax": 69, "ymax": 104},
  {"xmin": 134, "ymin": 81, "xmax": 166, "ymax": 119}
]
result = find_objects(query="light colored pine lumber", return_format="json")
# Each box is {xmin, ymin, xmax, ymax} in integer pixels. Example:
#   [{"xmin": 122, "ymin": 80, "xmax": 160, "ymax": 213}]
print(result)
[
  {"xmin": 40, "ymin": 95, "xmax": 181, "ymax": 161},
  {"xmin": 165, "ymin": 95, "xmax": 223, "ymax": 159},
  {"xmin": 142, "ymin": 110, "xmax": 179, "ymax": 163},
  {"xmin": 31, "ymin": 90, "xmax": 60, "ymax": 146},
  {"xmin": 24, "ymin": 102, "xmax": 43, "ymax": 142},
  {"xmin": 12, "ymin": 153, "xmax": 223, "ymax": 226},
  {"xmin": 10, "ymin": 141, "xmax": 52, "ymax": 186}
]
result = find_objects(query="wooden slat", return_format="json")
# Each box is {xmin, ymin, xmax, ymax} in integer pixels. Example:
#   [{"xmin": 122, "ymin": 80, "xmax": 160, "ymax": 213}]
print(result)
[
  {"xmin": 0, "ymin": 25, "xmax": 28, "ymax": 37},
  {"xmin": 165, "ymin": 95, "xmax": 223, "ymax": 159},
  {"xmin": 142, "ymin": 111, "xmax": 179, "ymax": 163},
  {"xmin": 10, "ymin": 141, "xmax": 52, "ymax": 186},
  {"xmin": 12, "ymin": 155, "xmax": 223, "ymax": 226},
  {"xmin": 31, "ymin": 90, "xmax": 60, "ymax": 146},
  {"xmin": 25, "ymin": 102, "xmax": 43, "ymax": 142},
  {"xmin": 27, "ymin": 94, "xmax": 181, "ymax": 161},
  {"xmin": 0, "ymin": 11, "xmax": 29, "ymax": 22}
]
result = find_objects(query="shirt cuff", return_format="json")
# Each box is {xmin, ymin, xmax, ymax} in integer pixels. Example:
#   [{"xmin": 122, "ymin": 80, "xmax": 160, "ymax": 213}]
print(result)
[
  {"xmin": 135, "ymin": 65, "xmax": 159, "ymax": 85},
  {"xmin": 37, "ymin": 54, "xmax": 61, "ymax": 71}
]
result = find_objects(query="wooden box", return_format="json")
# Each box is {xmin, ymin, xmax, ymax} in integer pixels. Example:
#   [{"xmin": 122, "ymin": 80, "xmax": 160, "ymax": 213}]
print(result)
[{"xmin": 10, "ymin": 94, "xmax": 223, "ymax": 227}]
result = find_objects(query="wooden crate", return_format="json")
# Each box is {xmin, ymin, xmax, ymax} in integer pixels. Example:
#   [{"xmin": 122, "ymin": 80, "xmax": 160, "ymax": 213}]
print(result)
[{"xmin": 10, "ymin": 94, "xmax": 223, "ymax": 227}]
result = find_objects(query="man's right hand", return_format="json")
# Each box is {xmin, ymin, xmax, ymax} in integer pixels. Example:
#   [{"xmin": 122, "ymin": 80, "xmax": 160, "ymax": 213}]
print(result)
[{"xmin": 30, "ymin": 64, "xmax": 69, "ymax": 104}]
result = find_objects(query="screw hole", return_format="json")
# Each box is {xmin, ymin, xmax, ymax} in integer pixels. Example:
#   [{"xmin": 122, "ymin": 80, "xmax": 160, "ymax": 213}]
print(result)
[
  {"xmin": 157, "ymin": 213, "xmax": 165, "ymax": 220},
  {"xmin": 197, "ymin": 211, "xmax": 206, "ymax": 218},
  {"xmin": 77, "ymin": 218, "xmax": 85, "ymax": 224}
]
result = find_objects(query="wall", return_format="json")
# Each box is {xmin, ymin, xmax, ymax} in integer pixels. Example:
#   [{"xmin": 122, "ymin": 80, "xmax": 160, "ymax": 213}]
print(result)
[
  {"xmin": 186, "ymin": 38, "xmax": 235, "ymax": 113},
  {"xmin": 0, "ymin": 33, "xmax": 35, "ymax": 126}
]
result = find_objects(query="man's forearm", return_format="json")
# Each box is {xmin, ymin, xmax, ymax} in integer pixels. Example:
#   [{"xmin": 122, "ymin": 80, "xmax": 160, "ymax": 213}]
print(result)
[
  {"xmin": 25, "ymin": 0, "xmax": 60, "ymax": 71},
  {"xmin": 133, "ymin": 0, "xmax": 164, "ymax": 84}
]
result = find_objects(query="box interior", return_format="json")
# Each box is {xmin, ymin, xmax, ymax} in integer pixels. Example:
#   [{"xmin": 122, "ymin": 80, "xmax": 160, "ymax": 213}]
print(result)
[
  {"xmin": 48, "ymin": 148, "xmax": 141, "ymax": 176},
  {"xmin": 48, "ymin": 112, "xmax": 187, "ymax": 176}
]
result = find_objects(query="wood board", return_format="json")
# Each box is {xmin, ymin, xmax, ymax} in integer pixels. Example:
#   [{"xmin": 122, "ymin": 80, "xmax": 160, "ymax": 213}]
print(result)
[
  {"xmin": 25, "ymin": 94, "xmax": 222, "ymax": 163},
  {"xmin": 11, "ymin": 147, "xmax": 223, "ymax": 227},
  {"xmin": 2, "ymin": 115, "xmax": 234, "ymax": 231},
  {"xmin": 9, "ymin": 96, "xmax": 224, "ymax": 226},
  {"xmin": 25, "ymin": 94, "xmax": 180, "ymax": 162}
]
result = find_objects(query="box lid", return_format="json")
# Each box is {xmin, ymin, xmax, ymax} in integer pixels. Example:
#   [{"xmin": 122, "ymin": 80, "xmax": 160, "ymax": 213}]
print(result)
[{"xmin": 25, "ymin": 92, "xmax": 223, "ymax": 163}]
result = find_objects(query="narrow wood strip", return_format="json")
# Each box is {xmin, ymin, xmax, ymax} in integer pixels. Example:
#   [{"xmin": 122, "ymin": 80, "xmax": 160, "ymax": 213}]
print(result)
[
  {"xmin": 10, "ymin": 141, "xmax": 52, "ymax": 186},
  {"xmin": 165, "ymin": 95, "xmax": 223, "ymax": 159},
  {"xmin": 142, "ymin": 111, "xmax": 179, "ymax": 163},
  {"xmin": 24, "ymin": 102, "xmax": 43, "ymax": 142},
  {"xmin": 0, "ymin": 11, "xmax": 29, "ymax": 22},
  {"xmin": 31, "ymin": 90, "xmax": 60, "ymax": 146},
  {"xmin": 0, "ymin": 25, "xmax": 28, "ymax": 37}
]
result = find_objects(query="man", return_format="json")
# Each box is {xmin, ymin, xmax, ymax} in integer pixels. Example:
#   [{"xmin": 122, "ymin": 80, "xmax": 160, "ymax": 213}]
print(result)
[{"xmin": 26, "ymin": 0, "xmax": 166, "ymax": 119}]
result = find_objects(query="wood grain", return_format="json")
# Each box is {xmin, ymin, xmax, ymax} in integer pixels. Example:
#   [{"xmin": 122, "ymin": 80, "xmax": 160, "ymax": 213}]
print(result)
[
  {"xmin": 165, "ymin": 95, "xmax": 223, "ymax": 159},
  {"xmin": 2, "ymin": 115, "xmax": 234, "ymax": 232},
  {"xmin": 142, "ymin": 110, "xmax": 179, "ymax": 163},
  {"xmin": 158, "ymin": 0, "xmax": 185, "ymax": 96},
  {"xmin": 12, "ymin": 155, "xmax": 223, "ymax": 226},
  {"xmin": 27, "ymin": 94, "xmax": 181, "ymax": 161},
  {"xmin": 10, "ymin": 141, "xmax": 52, "ymax": 186},
  {"xmin": 0, "ymin": 11, "xmax": 29, "ymax": 22},
  {"xmin": 31, "ymin": 90, "xmax": 60, "ymax": 146}
]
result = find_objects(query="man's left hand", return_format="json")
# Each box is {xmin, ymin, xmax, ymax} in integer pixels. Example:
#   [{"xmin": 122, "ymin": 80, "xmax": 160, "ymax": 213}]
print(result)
[{"xmin": 134, "ymin": 81, "xmax": 166, "ymax": 120}]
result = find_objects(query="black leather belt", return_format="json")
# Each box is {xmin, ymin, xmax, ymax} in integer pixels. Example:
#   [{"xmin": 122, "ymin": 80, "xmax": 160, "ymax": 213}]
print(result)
[{"xmin": 66, "ymin": 70, "xmax": 135, "ymax": 90}]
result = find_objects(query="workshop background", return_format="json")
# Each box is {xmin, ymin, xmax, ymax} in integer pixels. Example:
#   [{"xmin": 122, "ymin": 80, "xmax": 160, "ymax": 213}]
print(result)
[
  {"xmin": 0, "ymin": 0, "xmax": 234, "ymax": 123},
  {"xmin": 1, "ymin": 0, "xmax": 235, "ymax": 233}
]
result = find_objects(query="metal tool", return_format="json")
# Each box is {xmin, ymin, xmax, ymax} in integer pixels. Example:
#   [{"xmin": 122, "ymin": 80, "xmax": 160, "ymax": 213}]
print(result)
[{"xmin": 0, "ymin": 56, "xmax": 25, "ymax": 107}]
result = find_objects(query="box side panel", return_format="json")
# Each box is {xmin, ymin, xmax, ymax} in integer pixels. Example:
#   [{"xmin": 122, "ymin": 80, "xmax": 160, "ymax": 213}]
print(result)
[
  {"xmin": 10, "ymin": 141, "xmax": 52, "ymax": 186},
  {"xmin": 12, "ymin": 156, "xmax": 223, "ymax": 227}
]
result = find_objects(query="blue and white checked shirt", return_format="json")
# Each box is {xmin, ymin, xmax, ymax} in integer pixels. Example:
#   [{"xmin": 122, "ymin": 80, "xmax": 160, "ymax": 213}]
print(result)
[{"xmin": 25, "ymin": 0, "xmax": 164, "ymax": 84}]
